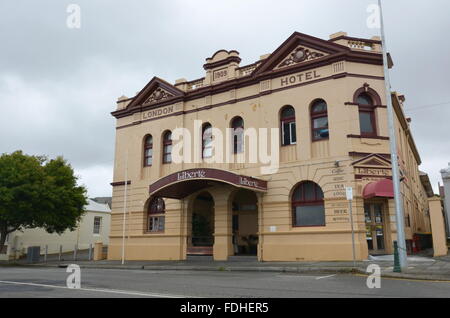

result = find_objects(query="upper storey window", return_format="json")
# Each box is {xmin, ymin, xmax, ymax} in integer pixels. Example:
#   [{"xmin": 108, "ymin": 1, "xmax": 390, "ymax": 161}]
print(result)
[
  {"xmin": 143, "ymin": 135, "xmax": 153, "ymax": 167},
  {"xmin": 231, "ymin": 117, "xmax": 244, "ymax": 154},
  {"xmin": 280, "ymin": 106, "xmax": 296, "ymax": 146},
  {"xmin": 162, "ymin": 131, "xmax": 172, "ymax": 164},
  {"xmin": 311, "ymin": 99, "xmax": 329, "ymax": 141},
  {"xmin": 357, "ymin": 93, "xmax": 377, "ymax": 137},
  {"xmin": 202, "ymin": 123, "xmax": 213, "ymax": 159}
]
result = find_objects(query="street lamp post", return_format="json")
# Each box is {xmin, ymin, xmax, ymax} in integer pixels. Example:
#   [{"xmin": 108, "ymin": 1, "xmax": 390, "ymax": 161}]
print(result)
[{"xmin": 378, "ymin": 0, "xmax": 408, "ymax": 271}]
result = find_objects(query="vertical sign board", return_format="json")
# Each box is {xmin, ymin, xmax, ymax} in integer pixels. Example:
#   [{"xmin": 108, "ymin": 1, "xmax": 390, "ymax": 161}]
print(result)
[
  {"xmin": 346, "ymin": 187, "xmax": 356, "ymax": 267},
  {"xmin": 346, "ymin": 187, "xmax": 353, "ymax": 201}
]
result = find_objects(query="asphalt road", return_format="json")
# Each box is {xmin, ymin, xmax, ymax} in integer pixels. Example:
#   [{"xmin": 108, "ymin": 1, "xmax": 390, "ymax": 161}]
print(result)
[{"xmin": 0, "ymin": 267, "xmax": 450, "ymax": 298}]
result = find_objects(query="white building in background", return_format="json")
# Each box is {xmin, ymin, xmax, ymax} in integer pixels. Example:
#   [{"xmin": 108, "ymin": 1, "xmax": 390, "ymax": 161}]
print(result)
[
  {"xmin": 440, "ymin": 163, "xmax": 450, "ymax": 237},
  {"xmin": 0, "ymin": 198, "xmax": 111, "ymax": 261}
]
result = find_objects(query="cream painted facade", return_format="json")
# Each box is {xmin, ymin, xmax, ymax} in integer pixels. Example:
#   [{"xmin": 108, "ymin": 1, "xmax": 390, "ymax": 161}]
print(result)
[
  {"xmin": 108, "ymin": 31, "xmax": 436, "ymax": 262},
  {"xmin": 0, "ymin": 199, "xmax": 111, "ymax": 260}
]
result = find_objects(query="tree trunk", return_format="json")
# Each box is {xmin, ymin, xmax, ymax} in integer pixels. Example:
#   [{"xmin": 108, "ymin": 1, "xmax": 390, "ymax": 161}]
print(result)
[{"xmin": 0, "ymin": 225, "xmax": 7, "ymax": 256}]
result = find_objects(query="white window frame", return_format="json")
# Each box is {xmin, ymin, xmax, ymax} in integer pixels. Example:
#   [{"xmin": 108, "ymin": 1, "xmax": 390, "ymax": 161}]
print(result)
[
  {"xmin": 282, "ymin": 121, "xmax": 297, "ymax": 146},
  {"xmin": 93, "ymin": 216, "xmax": 102, "ymax": 235}
]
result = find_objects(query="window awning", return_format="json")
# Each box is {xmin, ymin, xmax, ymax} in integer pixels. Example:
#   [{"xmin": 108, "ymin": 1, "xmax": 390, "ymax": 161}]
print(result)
[{"xmin": 363, "ymin": 178, "xmax": 394, "ymax": 199}]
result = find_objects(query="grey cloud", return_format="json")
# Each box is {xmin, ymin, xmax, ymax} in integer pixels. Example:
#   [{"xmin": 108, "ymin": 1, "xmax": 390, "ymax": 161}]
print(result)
[{"xmin": 1, "ymin": 0, "xmax": 449, "ymax": 196}]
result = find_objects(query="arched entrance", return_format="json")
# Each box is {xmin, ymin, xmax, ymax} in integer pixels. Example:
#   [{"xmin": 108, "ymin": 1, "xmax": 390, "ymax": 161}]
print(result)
[
  {"xmin": 188, "ymin": 192, "xmax": 214, "ymax": 255},
  {"xmin": 231, "ymin": 189, "xmax": 258, "ymax": 256}
]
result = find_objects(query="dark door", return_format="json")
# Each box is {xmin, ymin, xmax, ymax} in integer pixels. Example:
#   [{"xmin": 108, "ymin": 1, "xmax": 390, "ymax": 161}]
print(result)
[{"xmin": 364, "ymin": 203, "xmax": 386, "ymax": 254}]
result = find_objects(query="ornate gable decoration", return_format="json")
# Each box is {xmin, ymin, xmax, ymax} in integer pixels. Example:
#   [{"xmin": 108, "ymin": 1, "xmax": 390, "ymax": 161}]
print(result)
[
  {"xmin": 144, "ymin": 87, "xmax": 174, "ymax": 105},
  {"xmin": 124, "ymin": 77, "xmax": 185, "ymax": 110},
  {"xmin": 352, "ymin": 154, "xmax": 392, "ymax": 181},
  {"xmin": 253, "ymin": 32, "xmax": 350, "ymax": 76},
  {"xmin": 276, "ymin": 46, "xmax": 326, "ymax": 69}
]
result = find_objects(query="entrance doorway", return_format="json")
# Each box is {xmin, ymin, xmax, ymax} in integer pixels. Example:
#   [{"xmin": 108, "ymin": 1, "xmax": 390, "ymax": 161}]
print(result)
[
  {"xmin": 364, "ymin": 203, "xmax": 387, "ymax": 254},
  {"xmin": 232, "ymin": 190, "xmax": 258, "ymax": 256},
  {"xmin": 188, "ymin": 192, "xmax": 214, "ymax": 255}
]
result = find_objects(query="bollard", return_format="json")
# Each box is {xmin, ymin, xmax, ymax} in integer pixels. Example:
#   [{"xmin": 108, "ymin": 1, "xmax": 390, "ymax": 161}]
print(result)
[
  {"xmin": 59, "ymin": 245, "xmax": 62, "ymax": 261},
  {"xmin": 74, "ymin": 244, "xmax": 78, "ymax": 261},
  {"xmin": 393, "ymin": 241, "xmax": 401, "ymax": 273},
  {"xmin": 88, "ymin": 244, "xmax": 92, "ymax": 261}
]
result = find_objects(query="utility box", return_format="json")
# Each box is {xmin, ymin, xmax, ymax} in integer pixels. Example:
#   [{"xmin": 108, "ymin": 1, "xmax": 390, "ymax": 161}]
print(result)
[{"xmin": 26, "ymin": 246, "xmax": 40, "ymax": 264}]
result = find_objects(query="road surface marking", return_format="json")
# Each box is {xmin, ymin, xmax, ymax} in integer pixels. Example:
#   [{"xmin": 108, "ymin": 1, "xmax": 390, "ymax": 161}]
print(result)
[
  {"xmin": 316, "ymin": 274, "xmax": 336, "ymax": 280},
  {"xmin": 0, "ymin": 280, "xmax": 191, "ymax": 298}
]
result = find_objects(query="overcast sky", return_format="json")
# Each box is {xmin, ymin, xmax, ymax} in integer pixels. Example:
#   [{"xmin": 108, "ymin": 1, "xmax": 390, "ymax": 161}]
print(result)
[{"xmin": 1, "ymin": 0, "xmax": 449, "ymax": 197}]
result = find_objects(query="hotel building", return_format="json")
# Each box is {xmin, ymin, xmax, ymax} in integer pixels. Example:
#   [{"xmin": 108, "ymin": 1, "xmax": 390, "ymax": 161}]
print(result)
[{"xmin": 108, "ymin": 31, "xmax": 435, "ymax": 261}]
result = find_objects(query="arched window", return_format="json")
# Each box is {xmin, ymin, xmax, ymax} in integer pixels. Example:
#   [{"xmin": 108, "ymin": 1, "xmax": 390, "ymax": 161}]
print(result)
[
  {"xmin": 143, "ymin": 135, "xmax": 153, "ymax": 167},
  {"xmin": 162, "ymin": 131, "xmax": 172, "ymax": 164},
  {"xmin": 311, "ymin": 99, "xmax": 329, "ymax": 141},
  {"xmin": 292, "ymin": 181, "xmax": 325, "ymax": 227},
  {"xmin": 357, "ymin": 92, "xmax": 377, "ymax": 136},
  {"xmin": 231, "ymin": 117, "xmax": 244, "ymax": 154},
  {"xmin": 280, "ymin": 106, "xmax": 296, "ymax": 146},
  {"xmin": 202, "ymin": 123, "xmax": 213, "ymax": 159},
  {"xmin": 148, "ymin": 197, "xmax": 165, "ymax": 232}
]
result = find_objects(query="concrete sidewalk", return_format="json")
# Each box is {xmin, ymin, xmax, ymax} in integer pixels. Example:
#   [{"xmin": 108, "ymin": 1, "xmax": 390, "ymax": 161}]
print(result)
[{"xmin": 4, "ymin": 254, "xmax": 450, "ymax": 282}]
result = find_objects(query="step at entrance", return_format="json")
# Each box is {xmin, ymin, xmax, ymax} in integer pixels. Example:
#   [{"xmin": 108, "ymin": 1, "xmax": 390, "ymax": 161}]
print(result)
[{"xmin": 187, "ymin": 246, "xmax": 213, "ymax": 256}]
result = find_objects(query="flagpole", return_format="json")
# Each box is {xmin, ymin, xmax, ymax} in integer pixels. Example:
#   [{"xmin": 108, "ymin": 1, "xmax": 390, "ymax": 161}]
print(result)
[
  {"xmin": 121, "ymin": 149, "xmax": 129, "ymax": 265},
  {"xmin": 378, "ymin": 0, "xmax": 408, "ymax": 271}
]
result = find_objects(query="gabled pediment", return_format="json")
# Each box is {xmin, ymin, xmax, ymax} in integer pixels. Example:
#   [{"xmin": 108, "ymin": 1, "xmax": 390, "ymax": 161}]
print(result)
[
  {"xmin": 352, "ymin": 154, "xmax": 391, "ymax": 168},
  {"xmin": 253, "ymin": 32, "xmax": 350, "ymax": 75},
  {"xmin": 275, "ymin": 46, "xmax": 328, "ymax": 70},
  {"xmin": 127, "ymin": 77, "xmax": 185, "ymax": 109}
]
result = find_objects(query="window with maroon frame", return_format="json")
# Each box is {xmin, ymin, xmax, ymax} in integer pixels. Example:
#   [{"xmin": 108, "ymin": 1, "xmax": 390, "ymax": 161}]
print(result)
[
  {"xmin": 292, "ymin": 181, "xmax": 325, "ymax": 227},
  {"xmin": 311, "ymin": 99, "xmax": 329, "ymax": 141},
  {"xmin": 357, "ymin": 93, "xmax": 377, "ymax": 136},
  {"xmin": 162, "ymin": 131, "xmax": 172, "ymax": 164},
  {"xmin": 143, "ymin": 135, "xmax": 153, "ymax": 167},
  {"xmin": 280, "ymin": 106, "xmax": 296, "ymax": 146},
  {"xmin": 202, "ymin": 123, "xmax": 213, "ymax": 159},
  {"xmin": 231, "ymin": 116, "xmax": 244, "ymax": 154},
  {"xmin": 148, "ymin": 197, "xmax": 165, "ymax": 232}
]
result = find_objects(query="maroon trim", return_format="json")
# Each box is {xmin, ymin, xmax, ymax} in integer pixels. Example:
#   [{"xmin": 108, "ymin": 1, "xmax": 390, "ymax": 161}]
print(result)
[
  {"xmin": 347, "ymin": 134, "xmax": 389, "ymax": 140},
  {"xmin": 253, "ymin": 31, "xmax": 352, "ymax": 76},
  {"xmin": 358, "ymin": 109, "xmax": 377, "ymax": 137},
  {"xmin": 351, "ymin": 153, "xmax": 392, "ymax": 166},
  {"xmin": 230, "ymin": 117, "xmax": 244, "ymax": 154},
  {"xmin": 113, "ymin": 72, "xmax": 385, "ymax": 121},
  {"xmin": 291, "ymin": 181, "xmax": 325, "ymax": 227},
  {"xmin": 110, "ymin": 181, "xmax": 131, "ymax": 187},
  {"xmin": 148, "ymin": 197, "xmax": 165, "ymax": 215},
  {"xmin": 143, "ymin": 135, "xmax": 153, "ymax": 167},
  {"xmin": 310, "ymin": 99, "xmax": 329, "ymax": 142},
  {"xmin": 355, "ymin": 175, "xmax": 393, "ymax": 180},
  {"xmin": 204, "ymin": 56, "xmax": 242, "ymax": 70},
  {"xmin": 353, "ymin": 86, "xmax": 382, "ymax": 106},
  {"xmin": 162, "ymin": 131, "xmax": 172, "ymax": 164},
  {"xmin": 149, "ymin": 168, "xmax": 267, "ymax": 199},
  {"xmin": 345, "ymin": 102, "xmax": 387, "ymax": 109},
  {"xmin": 125, "ymin": 77, "xmax": 185, "ymax": 110},
  {"xmin": 349, "ymin": 152, "xmax": 391, "ymax": 159},
  {"xmin": 202, "ymin": 123, "xmax": 213, "ymax": 159},
  {"xmin": 329, "ymin": 35, "xmax": 382, "ymax": 45},
  {"xmin": 206, "ymin": 49, "xmax": 240, "ymax": 60},
  {"xmin": 280, "ymin": 106, "xmax": 296, "ymax": 146}
]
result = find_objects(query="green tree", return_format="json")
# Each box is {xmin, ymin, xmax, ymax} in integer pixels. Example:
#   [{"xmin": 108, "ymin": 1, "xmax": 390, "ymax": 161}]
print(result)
[{"xmin": 0, "ymin": 151, "xmax": 88, "ymax": 253}]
